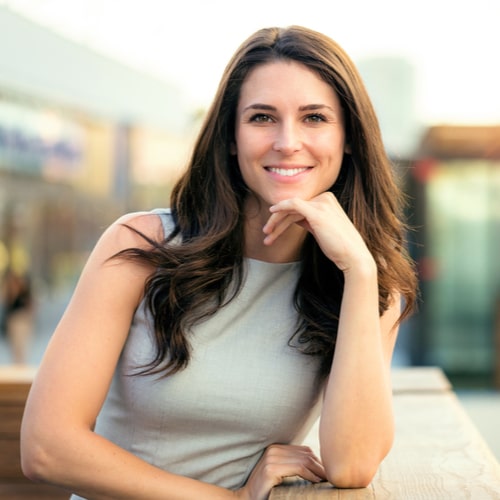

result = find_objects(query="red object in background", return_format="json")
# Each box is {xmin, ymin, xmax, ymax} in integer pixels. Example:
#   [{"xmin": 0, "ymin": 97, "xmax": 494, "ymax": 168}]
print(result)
[
  {"xmin": 417, "ymin": 256, "xmax": 438, "ymax": 282},
  {"xmin": 411, "ymin": 158, "xmax": 438, "ymax": 184}
]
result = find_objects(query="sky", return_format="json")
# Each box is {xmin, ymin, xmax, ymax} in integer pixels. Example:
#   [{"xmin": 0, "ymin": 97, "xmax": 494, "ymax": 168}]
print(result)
[{"xmin": 2, "ymin": 0, "xmax": 500, "ymax": 127}]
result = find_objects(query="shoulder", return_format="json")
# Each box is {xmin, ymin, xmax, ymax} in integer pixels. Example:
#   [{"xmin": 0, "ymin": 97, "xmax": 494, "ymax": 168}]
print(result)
[
  {"xmin": 118, "ymin": 208, "xmax": 174, "ymax": 238},
  {"xmin": 115, "ymin": 209, "xmax": 171, "ymax": 237},
  {"xmin": 105, "ymin": 210, "xmax": 172, "ymax": 246},
  {"xmin": 98, "ymin": 209, "xmax": 172, "ymax": 255}
]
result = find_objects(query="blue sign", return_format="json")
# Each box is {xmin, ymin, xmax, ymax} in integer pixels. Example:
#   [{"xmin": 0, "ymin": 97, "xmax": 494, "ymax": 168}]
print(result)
[{"xmin": 0, "ymin": 101, "xmax": 84, "ymax": 179}]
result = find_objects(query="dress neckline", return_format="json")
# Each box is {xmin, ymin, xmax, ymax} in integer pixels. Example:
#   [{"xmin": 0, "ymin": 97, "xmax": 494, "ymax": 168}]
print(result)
[{"xmin": 245, "ymin": 257, "xmax": 300, "ymax": 267}]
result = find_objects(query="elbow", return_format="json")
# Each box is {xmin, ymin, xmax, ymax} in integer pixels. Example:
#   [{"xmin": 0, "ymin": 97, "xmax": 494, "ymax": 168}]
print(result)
[
  {"xmin": 21, "ymin": 435, "xmax": 54, "ymax": 483},
  {"xmin": 324, "ymin": 460, "xmax": 378, "ymax": 489},
  {"xmin": 20, "ymin": 424, "xmax": 63, "ymax": 484},
  {"xmin": 321, "ymin": 442, "xmax": 392, "ymax": 489}
]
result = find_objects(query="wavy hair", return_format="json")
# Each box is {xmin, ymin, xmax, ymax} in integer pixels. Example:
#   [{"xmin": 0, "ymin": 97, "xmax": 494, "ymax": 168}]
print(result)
[{"xmin": 117, "ymin": 25, "xmax": 418, "ymax": 378}]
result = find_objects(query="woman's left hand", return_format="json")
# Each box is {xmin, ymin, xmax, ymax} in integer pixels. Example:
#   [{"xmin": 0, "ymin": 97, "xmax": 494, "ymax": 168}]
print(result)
[{"xmin": 263, "ymin": 192, "xmax": 373, "ymax": 272}]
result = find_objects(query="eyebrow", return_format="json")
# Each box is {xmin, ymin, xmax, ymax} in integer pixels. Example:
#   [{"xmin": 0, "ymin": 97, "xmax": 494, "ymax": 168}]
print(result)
[{"xmin": 242, "ymin": 103, "xmax": 336, "ymax": 113}]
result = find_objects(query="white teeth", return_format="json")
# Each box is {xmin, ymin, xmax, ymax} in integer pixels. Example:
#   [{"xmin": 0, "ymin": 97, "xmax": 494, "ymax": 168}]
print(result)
[{"xmin": 268, "ymin": 167, "xmax": 308, "ymax": 177}]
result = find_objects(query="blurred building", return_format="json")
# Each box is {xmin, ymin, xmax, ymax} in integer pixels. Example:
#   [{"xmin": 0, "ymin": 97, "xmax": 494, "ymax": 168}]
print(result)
[
  {"xmin": 356, "ymin": 56, "xmax": 500, "ymax": 388},
  {"xmin": 0, "ymin": 6, "xmax": 195, "ymax": 296},
  {"xmin": 357, "ymin": 56, "xmax": 423, "ymax": 159},
  {"xmin": 407, "ymin": 125, "xmax": 500, "ymax": 388}
]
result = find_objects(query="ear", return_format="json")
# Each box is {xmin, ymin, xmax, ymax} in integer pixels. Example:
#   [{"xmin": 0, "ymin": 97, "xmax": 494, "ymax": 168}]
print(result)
[
  {"xmin": 230, "ymin": 142, "xmax": 237, "ymax": 155},
  {"xmin": 344, "ymin": 143, "xmax": 352, "ymax": 154}
]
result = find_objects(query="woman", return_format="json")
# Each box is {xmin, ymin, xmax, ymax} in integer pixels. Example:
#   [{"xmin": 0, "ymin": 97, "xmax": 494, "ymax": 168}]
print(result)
[
  {"xmin": 21, "ymin": 25, "xmax": 418, "ymax": 499},
  {"xmin": 1, "ymin": 267, "xmax": 34, "ymax": 364}
]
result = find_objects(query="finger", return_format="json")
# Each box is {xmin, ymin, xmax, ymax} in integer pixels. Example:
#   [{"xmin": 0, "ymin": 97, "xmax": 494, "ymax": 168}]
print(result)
[
  {"xmin": 269, "ymin": 197, "xmax": 310, "ymax": 213},
  {"xmin": 266, "ymin": 463, "xmax": 324, "ymax": 485},
  {"xmin": 264, "ymin": 445, "xmax": 327, "ymax": 480},
  {"xmin": 267, "ymin": 198, "xmax": 326, "ymax": 234},
  {"xmin": 263, "ymin": 206, "xmax": 302, "ymax": 232},
  {"xmin": 292, "ymin": 450, "xmax": 327, "ymax": 480},
  {"xmin": 263, "ymin": 455, "xmax": 326, "ymax": 484},
  {"xmin": 263, "ymin": 213, "xmax": 304, "ymax": 245}
]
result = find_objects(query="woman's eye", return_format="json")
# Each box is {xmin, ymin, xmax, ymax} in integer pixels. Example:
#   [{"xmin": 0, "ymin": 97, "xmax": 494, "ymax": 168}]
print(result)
[
  {"xmin": 305, "ymin": 113, "xmax": 327, "ymax": 123},
  {"xmin": 249, "ymin": 113, "xmax": 273, "ymax": 123}
]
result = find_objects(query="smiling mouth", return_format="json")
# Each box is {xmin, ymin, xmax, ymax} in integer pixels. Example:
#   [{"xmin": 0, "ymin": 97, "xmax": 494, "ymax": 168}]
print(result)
[{"xmin": 266, "ymin": 167, "xmax": 310, "ymax": 176}]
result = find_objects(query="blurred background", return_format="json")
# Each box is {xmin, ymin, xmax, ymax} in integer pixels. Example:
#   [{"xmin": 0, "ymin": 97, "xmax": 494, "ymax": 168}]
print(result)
[{"xmin": 0, "ymin": 0, "xmax": 499, "ymax": 456}]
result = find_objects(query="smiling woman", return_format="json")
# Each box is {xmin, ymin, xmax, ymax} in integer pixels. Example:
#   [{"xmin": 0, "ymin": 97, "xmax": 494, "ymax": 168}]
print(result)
[{"xmin": 20, "ymin": 25, "xmax": 418, "ymax": 500}]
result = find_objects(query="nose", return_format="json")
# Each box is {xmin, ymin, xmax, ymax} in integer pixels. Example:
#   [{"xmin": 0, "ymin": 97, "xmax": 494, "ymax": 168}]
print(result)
[{"xmin": 272, "ymin": 121, "xmax": 302, "ymax": 154}]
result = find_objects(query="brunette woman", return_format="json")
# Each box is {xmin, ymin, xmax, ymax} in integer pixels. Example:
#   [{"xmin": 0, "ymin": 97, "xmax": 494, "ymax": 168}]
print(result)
[{"xmin": 21, "ymin": 25, "xmax": 417, "ymax": 500}]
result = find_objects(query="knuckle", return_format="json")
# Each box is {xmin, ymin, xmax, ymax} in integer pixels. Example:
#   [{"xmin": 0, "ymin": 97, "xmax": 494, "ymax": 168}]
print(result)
[
  {"xmin": 264, "ymin": 444, "xmax": 281, "ymax": 458},
  {"xmin": 262, "ymin": 462, "xmax": 280, "ymax": 479}
]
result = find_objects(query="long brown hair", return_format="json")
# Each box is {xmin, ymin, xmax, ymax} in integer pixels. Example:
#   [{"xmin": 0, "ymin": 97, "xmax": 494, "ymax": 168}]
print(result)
[{"xmin": 118, "ymin": 25, "xmax": 418, "ymax": 378}]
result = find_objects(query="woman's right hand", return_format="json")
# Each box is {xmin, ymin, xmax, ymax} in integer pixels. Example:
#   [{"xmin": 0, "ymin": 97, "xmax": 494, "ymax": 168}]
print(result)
[{"xmin": 236, "ymin": 444, "xmax": 326, "ymax": 500}]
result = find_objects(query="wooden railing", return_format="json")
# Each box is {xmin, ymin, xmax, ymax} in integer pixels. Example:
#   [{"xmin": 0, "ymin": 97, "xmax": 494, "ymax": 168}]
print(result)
[
  {"xmin": 270, "ymin": 367, "xmax": 500, "ymax": 499},
  {"xmin": 0, "ymin": 365, "xmax": 68, "ymax": 499},
  {"xmin": 2, "ymin": 365, "xmax": 499, "ymax": 499}
]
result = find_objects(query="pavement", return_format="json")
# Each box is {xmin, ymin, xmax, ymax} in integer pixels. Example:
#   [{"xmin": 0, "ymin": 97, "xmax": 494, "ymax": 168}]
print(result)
[{"xmin": 2, "ymin": 289, "xmax": 499, "ymax": 463}]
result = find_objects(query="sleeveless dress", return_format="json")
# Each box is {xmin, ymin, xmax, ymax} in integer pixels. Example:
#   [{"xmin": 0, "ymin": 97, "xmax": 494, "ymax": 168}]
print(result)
[{"xmin": 70, "ymin": 209, "xmax": 323, "ymax": 498}]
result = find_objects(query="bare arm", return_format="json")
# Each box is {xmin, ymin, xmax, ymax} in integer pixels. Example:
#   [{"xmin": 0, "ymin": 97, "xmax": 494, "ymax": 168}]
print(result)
[
  {"xmin": 20, "ymin": 212, "xmax": 238, "ymax": 499},
  {"xmin": 264, "ymin": 193, "xmax": 400, "ymax": 488},
  {"xmin": 318, "ymin": 265, "xmax": 398, "ymax": 488}
]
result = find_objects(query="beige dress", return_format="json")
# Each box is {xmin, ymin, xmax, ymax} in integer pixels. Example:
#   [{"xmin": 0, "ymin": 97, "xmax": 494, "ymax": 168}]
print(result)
[{"xmin": 70, "ymin": 209, "xmax": 323, "ymax": 498}]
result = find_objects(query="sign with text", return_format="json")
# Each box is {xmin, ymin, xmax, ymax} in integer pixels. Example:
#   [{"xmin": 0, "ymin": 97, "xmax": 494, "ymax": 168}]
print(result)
[{"xmin": 0, "ymin": 100, "xmax": 85, "ymax": 181}]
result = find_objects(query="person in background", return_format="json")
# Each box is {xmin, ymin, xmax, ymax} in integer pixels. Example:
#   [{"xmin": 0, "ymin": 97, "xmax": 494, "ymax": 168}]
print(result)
[
  {"xmin": 21, "ymin": 25, "xmax": 418, "ymax": 499},
  {"xmin": 1, "ymin": 266, "xmax": 34, "ymax": 365}
]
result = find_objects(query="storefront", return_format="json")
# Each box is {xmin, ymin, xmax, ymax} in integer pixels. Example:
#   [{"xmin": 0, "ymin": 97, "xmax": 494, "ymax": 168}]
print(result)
[
  {"xmin": 0, "ymin": 97, "xmax": 125, "ymax": 292},
  {"xmin": 407, "ymin": 126, "xmax": 500, "ymax": 387},
  {"xmin": 0, "ymin": 7, "xmax": 195, "ymax": 363}
]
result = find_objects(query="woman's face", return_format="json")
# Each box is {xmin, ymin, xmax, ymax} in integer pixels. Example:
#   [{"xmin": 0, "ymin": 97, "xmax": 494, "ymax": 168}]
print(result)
[{"xmin": 233, "ymin": 60, "xmax": 347, "ymax": 217}]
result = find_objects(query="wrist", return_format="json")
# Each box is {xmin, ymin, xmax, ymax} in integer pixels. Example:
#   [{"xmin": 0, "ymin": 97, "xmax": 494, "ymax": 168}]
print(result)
[{"xmin": 342, "ymin": 254, "xmax": 377, "ymax": 280}]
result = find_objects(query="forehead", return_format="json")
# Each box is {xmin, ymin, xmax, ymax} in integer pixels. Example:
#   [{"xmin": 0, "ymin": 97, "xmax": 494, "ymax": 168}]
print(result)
[{"xmin": 238, "ymin": 60, "xmax": 339, "ymax": 107}]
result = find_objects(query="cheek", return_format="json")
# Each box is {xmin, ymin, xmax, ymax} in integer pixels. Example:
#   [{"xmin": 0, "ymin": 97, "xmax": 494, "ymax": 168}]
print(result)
[
  {"xmin": 322, "ymin": 138, "xmax": 347, "ymax": 167},
  {"xmin": 234, "ymin": 139, "xmax": 262, "ymax": 170},
  {"xmin": 236, "ymin": 128, "xmax": 272, "ymax": 155}
]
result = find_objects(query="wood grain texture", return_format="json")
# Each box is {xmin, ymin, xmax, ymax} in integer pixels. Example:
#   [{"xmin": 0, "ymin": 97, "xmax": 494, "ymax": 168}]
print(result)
[
  {"xmin": 0, "ymin": 483, "xmax": 69, "ymax": 499},
  {"xmin": 0, "ymin": 366, "xmax": 37, "ymax": 489},
  {"xmin": 0, "ymin": 438, "xmax": 24, "ymax": 480},
  {"xmin": 271, "ymin": 369, "xmax": 500, "ymax": 499},
  {"xmin": 271, "ymin": 479, "xmax": 375, "ymax": 499},
  {"xmin": 375, "ymin": 393, "xmax": 500, "ymax": 499},
  {"xmin": 0, "ymin": 405, "xmax": 25, "ymax": 436},
  {"xmin": 0, "ymin": 366, "xmax": 36, "ymax": 404}
]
